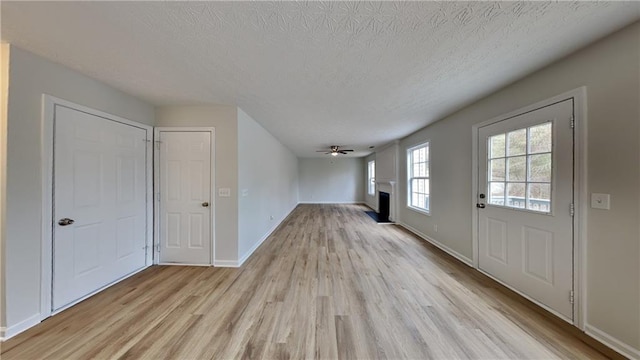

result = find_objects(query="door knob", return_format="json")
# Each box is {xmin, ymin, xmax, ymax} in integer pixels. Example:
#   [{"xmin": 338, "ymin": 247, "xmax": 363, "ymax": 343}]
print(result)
[
  {"xmin": 58, "ymin": 218, "xmax": 75, "ymax": 226},
  {"xmin": 476, "ymin": 203, "xmax": 486, "ymax": 209},
  {"xmin": 202, "ymin": 202, "xmax": 209, "ymax": 207}
]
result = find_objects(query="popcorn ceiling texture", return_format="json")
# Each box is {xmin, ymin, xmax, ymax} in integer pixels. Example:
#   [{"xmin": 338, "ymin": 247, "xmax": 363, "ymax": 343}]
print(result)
[{"xmin": 1, "ymin": 1, "xmax": 638, "ymax": 157}]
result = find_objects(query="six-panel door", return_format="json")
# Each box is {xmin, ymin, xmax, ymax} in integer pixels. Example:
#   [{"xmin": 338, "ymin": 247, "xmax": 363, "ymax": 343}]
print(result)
[{"xmin": 158, "ymin": 131, "xmax": 212, "ymax": 265}]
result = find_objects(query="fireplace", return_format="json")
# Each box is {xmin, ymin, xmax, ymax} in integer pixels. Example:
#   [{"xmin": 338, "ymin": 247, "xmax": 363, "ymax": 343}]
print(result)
[
  {"xmin": 378, "ymin": 191, "xmax": 390, "ymax": 222},
  {"xmin": 375, "ymin": 180, "xmax": 396, "ymax": 222}
]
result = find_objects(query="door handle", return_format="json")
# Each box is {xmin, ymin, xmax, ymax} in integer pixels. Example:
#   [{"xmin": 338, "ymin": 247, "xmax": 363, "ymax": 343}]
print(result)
[
  {"xmin": 476, "ymin": 203, "xmax": 486, "ymax": 209},
  {"xmin": 202, "ymin": 202, "xmax": 209, "ymax": 207},
  {"xmin": 58, "ymin": 218, "xmax": 75, "ymax": 226}
]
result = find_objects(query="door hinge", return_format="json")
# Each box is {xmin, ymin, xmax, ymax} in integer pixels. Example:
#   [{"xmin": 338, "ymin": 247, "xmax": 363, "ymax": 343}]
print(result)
[
  {"xmin": 569, "ymin": 290, "xmax": 575, "ymax": 304},
  {"xmin": 569, "ymin": 203, "xmax": 575, "ymax": 217},
  {"xmin": 570, "ymin": 117, "xmax": 575, "ymax": 129}
]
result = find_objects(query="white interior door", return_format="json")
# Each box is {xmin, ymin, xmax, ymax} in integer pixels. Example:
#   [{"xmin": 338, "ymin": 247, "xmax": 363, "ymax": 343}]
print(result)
[
  {"xmin": 477, "ymin": 99, "xmax": 574, "ymax": 321},
  {"xmin": 53, "ymin": 106, "xmax": 147, "ymax": 310},
  {"xmin": 158, "ymin": 130, "xmax": 213, "ymax": 265}
]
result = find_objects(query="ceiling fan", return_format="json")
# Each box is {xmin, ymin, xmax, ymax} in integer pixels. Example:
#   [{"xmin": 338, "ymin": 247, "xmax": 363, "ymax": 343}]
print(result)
[{"xmin": 316, "ymin": 145, "xmax": 354, "ymax": 156}]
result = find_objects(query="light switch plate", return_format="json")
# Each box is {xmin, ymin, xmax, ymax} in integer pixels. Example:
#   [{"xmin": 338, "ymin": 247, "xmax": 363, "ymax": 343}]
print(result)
[
  {"xmin": 591, "ymin": 193, "xmax": 610, "ymax": 210},
  {"xmin": 218, "ymin": 188, "xmax": 231, "ymax": 197}
]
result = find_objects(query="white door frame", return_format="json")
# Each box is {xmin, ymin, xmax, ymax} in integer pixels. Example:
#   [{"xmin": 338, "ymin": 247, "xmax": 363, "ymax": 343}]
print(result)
[
  {"xmin": 41, "ymin": 95, "xmax": 153, "ymax": 320},
  {"xmin": 153, "ymin": 127, "xmax": 216, "ymax": 266},
  {"xmin": 471, "ymin": 87, "xmax": 587, "ymax": 329}
]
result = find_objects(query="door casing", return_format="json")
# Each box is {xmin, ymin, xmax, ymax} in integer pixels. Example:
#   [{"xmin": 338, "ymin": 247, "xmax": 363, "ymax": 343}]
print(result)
[
  {"xmin": 41, "ymin": 95, "xmax": 153, "ymax": 320},
  {"xmin": 153, "ymin": 127, "xmax": 216, "ymax": 266},
  {"xmin": 471, "ymin": 87, "xmax": 587, "ymax": 329}
]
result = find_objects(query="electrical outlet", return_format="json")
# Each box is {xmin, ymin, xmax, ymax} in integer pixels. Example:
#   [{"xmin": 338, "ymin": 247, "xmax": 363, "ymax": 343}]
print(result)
[
  {"xmin": 434, "ymin": 224, "xmax": 438, "ymax": 232},
  {"xmin": 270, "ymin": 215, "xmax": 274, "ymax": 220}
]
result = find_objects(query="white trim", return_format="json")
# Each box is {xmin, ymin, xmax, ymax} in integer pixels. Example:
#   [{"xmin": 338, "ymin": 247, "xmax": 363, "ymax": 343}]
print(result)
[
  {"xmin": 158, "ymin": 263, "xmax": 211, "ymax": 267},
  {"xmin": 237, "ymin": 203, "xmax": 298, "ymax": 267},
  {"xmin": 406, "ymin": 141, "xmax": 431, "ymax": 215},
  {"xmin": 154, "ymin": 127, "xmax": 216, "ymax": 266},
  {"xmin": 585, "ymin": 324, "xmax": 640, "ymax": 360},
  {"xmin": 213, "ymin": 259, "xmax": 240, "ymax": 268},
  {"xmin": 399, "ymin": 222, "xmax": 473, "ymax": 267},
  {"xmin": 470, "ymin": 87, "xmax": 587, "ymax": 328},
  {"xmin": 0, "ymin": 313, "xmax": 41, "ymax": 340},
  {"xmin": 40, "ymin": 96, "xmax": 55, "ymax": 321},
  {"xmin": 40, "ymin": 95, "xmax": 153, "ymax": 321},
  {"xmin": 367, "ymin": 159, "xmax": 376, "ymax": 196},
  {"xmin": 572, "ymin": 87, "xmax": 588, "ymax": 330},
  {"xmin": 298, "ymin": 201, "xmax": 365, "ymax": 204}
]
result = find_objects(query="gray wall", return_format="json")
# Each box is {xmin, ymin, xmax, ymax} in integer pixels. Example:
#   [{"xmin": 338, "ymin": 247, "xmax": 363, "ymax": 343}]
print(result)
[
  {"xmin": 155, "ymin": 105, "xmax": 239, "ymax": 264},
  {"xmin": 298, "ymin": 157, "xmax": 364, "ymax": 203},
  {"xmin": 398, "ymin": 22, "xmax": 639, "ymax": 352},
  {"xmin": 3, "ymin": 46, "xmax": 155, "ymax": 333},
  {"xmin": 363, "ymin": 153, "xmax": 377, "ymax": 210},
  {"xmin": 237, "ymin": 109, "xmax": 298, "ymax": 261}
]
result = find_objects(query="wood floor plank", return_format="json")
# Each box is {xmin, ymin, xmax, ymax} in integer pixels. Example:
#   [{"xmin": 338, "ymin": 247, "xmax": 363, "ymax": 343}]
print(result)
[{"xmin": 1, "ymin": 204, "xmax": 617, "ymax": 359}]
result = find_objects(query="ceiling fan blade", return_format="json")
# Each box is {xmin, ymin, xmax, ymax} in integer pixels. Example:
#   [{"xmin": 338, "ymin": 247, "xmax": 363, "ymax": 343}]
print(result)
[
  {"xmin": 342, "ymin": 149, "xmax": 354, "ymax": 152},
  {"xmin": 339, "ymin": 151, "xmax": 348, "ymax": 154},
  {"xmin": 315, "ymin": 150, "xmax": 327, "ymax": 152}
]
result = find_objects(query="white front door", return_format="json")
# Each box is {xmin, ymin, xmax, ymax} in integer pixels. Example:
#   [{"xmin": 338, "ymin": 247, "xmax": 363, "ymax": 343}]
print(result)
[
  {"xmin": 53, "ymin": 106, "xmax": 147, "ymax": 310},
  {"xmin": 158, "ymin": 130, "xmax": 213, "ymax": 265},
  {"xmin": 477, "ymin": 99, "xmax": 574, "ymax": 321}
]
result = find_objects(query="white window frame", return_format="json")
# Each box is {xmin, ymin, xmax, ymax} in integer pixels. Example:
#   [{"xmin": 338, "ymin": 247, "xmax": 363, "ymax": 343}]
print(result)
[
  {"xmin": 407, "ymin": 141, "xmax": 430, "ymax": 215},
  {"xmin": 367, "ymin": 160, "xmax": 376, "ymax": 195}
]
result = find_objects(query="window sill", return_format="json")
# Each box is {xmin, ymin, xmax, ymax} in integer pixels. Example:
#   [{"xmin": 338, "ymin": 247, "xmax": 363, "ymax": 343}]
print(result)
[{"xmin": 407, "ymin": 205, "xmax": 430, "ymax": 216}]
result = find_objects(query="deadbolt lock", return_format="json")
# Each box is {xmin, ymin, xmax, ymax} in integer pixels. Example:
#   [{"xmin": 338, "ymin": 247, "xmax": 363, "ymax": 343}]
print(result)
[{"xmin": 202, "ymin": 202, "xmax": 209, "ymax": 207}]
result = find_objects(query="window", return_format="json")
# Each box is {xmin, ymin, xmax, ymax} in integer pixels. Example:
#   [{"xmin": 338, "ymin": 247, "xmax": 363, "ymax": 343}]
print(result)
[
  {"xmin": 487, "ymin": 122, "xmax": 552, "ymax": 213},
  {"xmin": 367, "ymin": 160, "xmax": 376, "ymax": 195},
  {"xmin": 407, "ymin": 142, "xmax": 430, "ymax": 213}
]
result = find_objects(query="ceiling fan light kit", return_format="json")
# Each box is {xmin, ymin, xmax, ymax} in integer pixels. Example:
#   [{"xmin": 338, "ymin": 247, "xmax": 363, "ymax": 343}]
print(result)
[{"xmin": 315, "ymin": 145, "xmax": 355, "ymax": 156}]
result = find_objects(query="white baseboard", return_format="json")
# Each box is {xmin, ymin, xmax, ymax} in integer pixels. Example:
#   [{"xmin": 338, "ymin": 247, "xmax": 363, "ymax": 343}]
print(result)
[
  {"xmin": 400, "ymin": 218, "xmax": 637, "ymax": 359},
  {"xmin": 585, "ymin": 324, "xmax": 640, "ymax": 359},
  {"xmin": 237, "ymin": 203, "xmax": 298, "ymax": 267},
  {"xmin": 298, "ymin": 201, "xmax": 365, "ymax": 204},
  {"xmin": 158, "ymin": 263, "xmax": 211, "ymax": 267},
  {"xmin": 398, "ymin": 222, "xmax": 474, "ymax": 267},
  {"xmin": 1, "ymin": 313, "xmax": 41, "ymax": 341},
  {"xmin": 213, "ymin": 259, "xmax": 240, "ymax": 268}
]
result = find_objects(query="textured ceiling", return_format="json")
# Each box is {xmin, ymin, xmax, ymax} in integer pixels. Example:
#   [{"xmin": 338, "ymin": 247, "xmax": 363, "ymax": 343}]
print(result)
[{"xmin": 1, "ymin": 2, "xmax": 639, "ymax": 157}]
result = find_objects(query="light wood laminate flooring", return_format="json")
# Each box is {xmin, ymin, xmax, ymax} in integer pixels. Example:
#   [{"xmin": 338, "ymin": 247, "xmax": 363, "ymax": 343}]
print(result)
[{"xmin": 1, "ymin": 204, "xmax": 613, "ymax": 359}]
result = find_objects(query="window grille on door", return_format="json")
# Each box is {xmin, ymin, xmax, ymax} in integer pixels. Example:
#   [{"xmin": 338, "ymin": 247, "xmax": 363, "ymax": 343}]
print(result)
[{"xmin": 487, "ymin": 122, "xmax": 552, "ymax": 213}]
